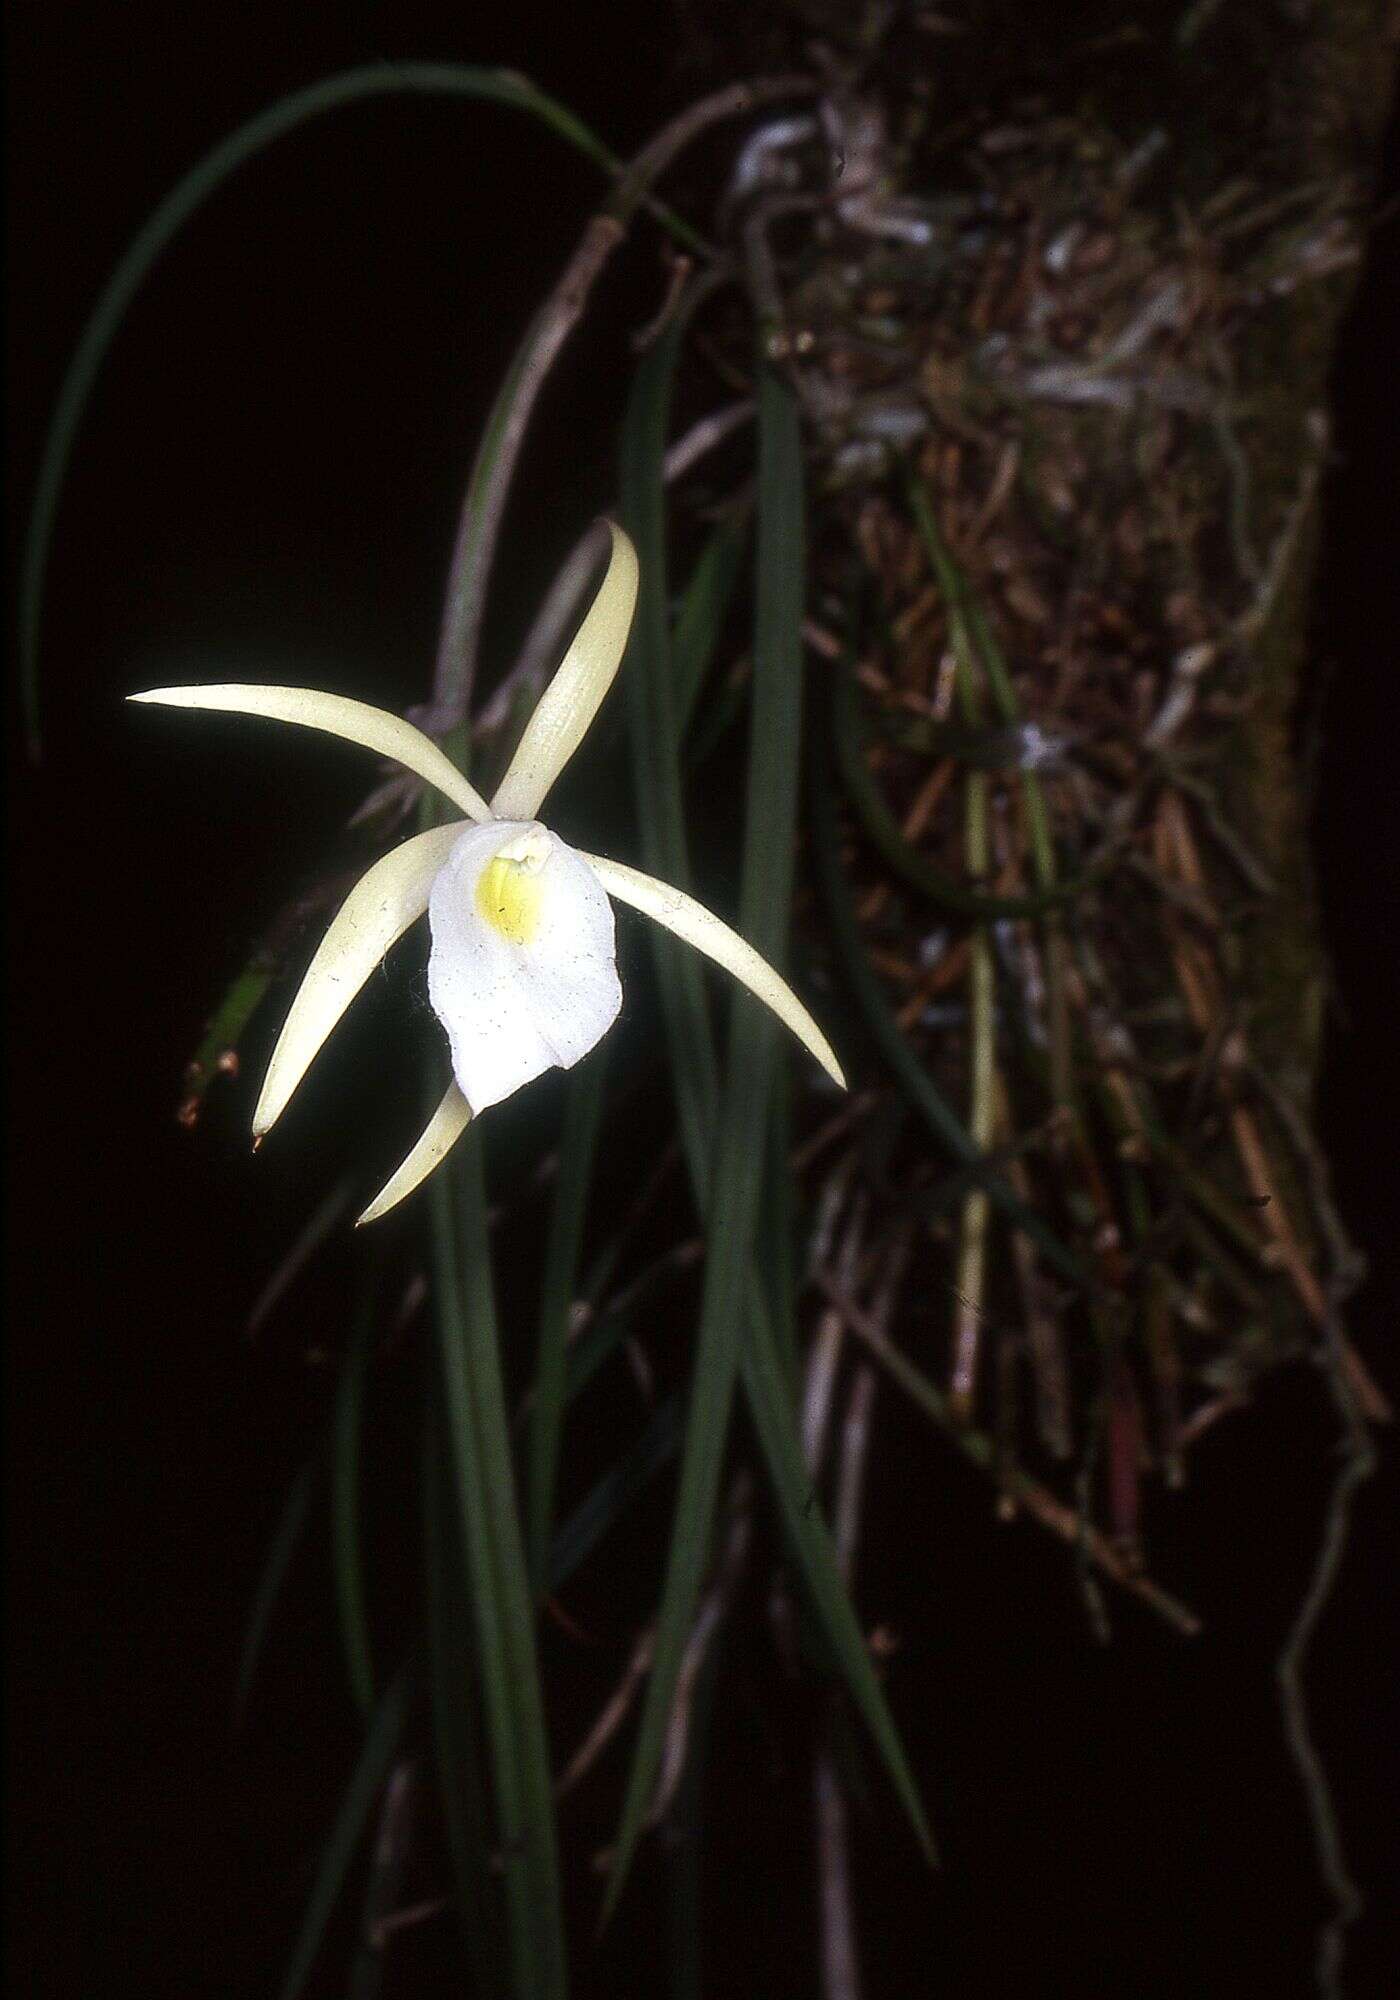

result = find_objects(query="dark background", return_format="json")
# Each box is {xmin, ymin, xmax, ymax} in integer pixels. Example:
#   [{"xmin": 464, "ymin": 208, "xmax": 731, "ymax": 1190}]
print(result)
[{"xmin": 7, "ymin": 6, "xmax": 1399, "ymax": 1996}]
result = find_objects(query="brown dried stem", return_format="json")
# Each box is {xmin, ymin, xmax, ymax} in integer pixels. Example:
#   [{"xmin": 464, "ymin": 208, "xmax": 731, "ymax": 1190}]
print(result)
[
  {"xmin": 430, "ymin": 76, "xmax": 813, "ymax": 726},
  {"xmin": 817, "ymin": 1271, "xmax": 1201, "ymax": 1636}
]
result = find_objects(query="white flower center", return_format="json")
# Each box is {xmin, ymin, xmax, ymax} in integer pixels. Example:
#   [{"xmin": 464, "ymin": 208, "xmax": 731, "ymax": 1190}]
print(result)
[{"xmin": 426, "ymin": 820, "xmax": 622, "ymax": 1116}]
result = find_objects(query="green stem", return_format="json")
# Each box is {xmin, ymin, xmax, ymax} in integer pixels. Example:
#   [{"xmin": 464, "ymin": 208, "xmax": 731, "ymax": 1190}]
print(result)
[{"xmin": 429, "ymin": 1137, "xmax": 566, "ymax": 1999}]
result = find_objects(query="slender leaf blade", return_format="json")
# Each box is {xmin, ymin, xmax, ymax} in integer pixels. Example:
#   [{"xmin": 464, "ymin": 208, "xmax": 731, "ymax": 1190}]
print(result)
[
  {"xmin": 332, "ymin": 1288, "xmax": 378, "ymax": 1717},
  {"xmin": 672, "ymin": 509, "xmax": 749, "ymax": 734},
  {"xmin": 236, "ymin": 1451, "xmax": 319, "ymax": 1719},
  {"xmin": 430, "ymin": 1130, "xmax": 566, "ymax": 2000},
  {"xmin": 528, "ymin": 1045, "xmax": 610, "ymax": 1590},
  {"xmin": 548, "ymin": 1397, "xmax": 683, "ymax": 1594},
  {"xmin": 739, "ymin": 1280, "xmax": 935, "ymax": 1859},
  {"xmin": 605, "ymin": 366, "xmax": 806, "ymax": 1915},
  {"xmin": 278, "ymin": 1664, "xmax": 411, "ymax": 2000},
  {"xmin": 424, "ymin": 1398, "xmax": 506, "ymax": 1993},
  {"xmin": 665, "ymin": 1616, "xmax": 725, "ymax": 2000},
  {"xmin": 613, "ymin": 360, "xmax": 934, "ymax": 1901}
]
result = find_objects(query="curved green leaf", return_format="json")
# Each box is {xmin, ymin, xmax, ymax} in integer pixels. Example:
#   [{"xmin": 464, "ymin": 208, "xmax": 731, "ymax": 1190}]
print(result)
[
  {"xmin": 430, "ymin": 1130, "xmax": 566, "ymax": 2000},
  {"xmin": 21, "ymin": 62, "xmax": 626, "ymax": 752}
]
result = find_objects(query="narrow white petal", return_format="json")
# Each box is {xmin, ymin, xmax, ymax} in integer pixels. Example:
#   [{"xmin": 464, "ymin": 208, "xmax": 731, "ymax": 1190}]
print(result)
[
  {"xmin": 489, "ymin": 521, "xmax": 639, "ymax": 820},
  {"xmin": 253, "ymin": 822, "xmax": 465, "ymax": 1137},
  {"xmin": 428, "ymin": 821, "xmax": 621, "ymax": 1113},
  {"xmin": 129, "ymin": 684, "xmax": 491, "ymax": 821},
  {"xmin": 582, "ymin": 853, "xmax": 847, "ymax": 1090},
  {"xmin": 357, "ymin": 1083, "xmax": 472, "ymax": 1225}
]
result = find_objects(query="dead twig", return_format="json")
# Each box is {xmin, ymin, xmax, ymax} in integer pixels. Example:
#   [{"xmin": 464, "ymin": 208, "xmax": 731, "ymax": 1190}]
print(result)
[
  {"xmin": 1276, "ymin": 1294, "xmax": 1378, "ymax": 2000},
  {"xmin": 431, "ymin": 76, "xmax": 814, "ymax": 725},
  {"xmin": 557, "ymin": 1626, "xmax": 656, "ymax": 1798},
  {"xmin": 651, "ymin": 1478, "xmax": 753, "ymax": 1825},
  {"xmin": 815, "ymin": 1750, "xmax": 863, "ymax": 2000},
  {"xmin": 818, "ymin": 1270, "xmax": 1201, "ymax": 1636}
]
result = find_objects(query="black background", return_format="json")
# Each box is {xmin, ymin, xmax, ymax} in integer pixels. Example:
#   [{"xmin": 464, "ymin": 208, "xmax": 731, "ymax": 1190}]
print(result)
[{"xmin": 7, "ymin": 6, "xmax": 1399, "ymax": 1996}]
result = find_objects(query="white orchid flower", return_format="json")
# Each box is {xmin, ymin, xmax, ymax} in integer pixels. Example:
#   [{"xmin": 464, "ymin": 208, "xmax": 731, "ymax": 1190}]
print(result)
[{"xmin": 131, "ymin": 522, "xmax": 844, "ymax": 1225}]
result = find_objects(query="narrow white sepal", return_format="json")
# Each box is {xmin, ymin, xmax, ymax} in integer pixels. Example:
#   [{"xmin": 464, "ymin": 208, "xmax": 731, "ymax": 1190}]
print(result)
[
  {"xmin": 427, "ymin": 821, "xmax": 622, "ymax": 1114},
  {"xmin": 253, "ymin": 822, "xmax": 465, "ymax": 1137},
  {"xmin": 582, "ymin": 853, "xmax": 847, "ymax": 1090},
  {"xmin": 357, "ymin": 1082, "xmax": 472, "ymax": 1225},
  {"xmin": 489, "ymin": 521, "xmax": 639, "ymax": 821},
  {"xmin": 128, "ymin": 684, "xmax": 491, "ymax": 822}
]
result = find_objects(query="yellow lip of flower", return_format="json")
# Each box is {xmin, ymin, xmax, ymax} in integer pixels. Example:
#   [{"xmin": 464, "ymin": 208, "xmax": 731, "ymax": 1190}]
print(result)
[
  {"xmin": 129, "ymin": 519, "xmax": 846, "ymax": 1227},
  {"xmin": 475, "ymin": 826, "xmax": 550, "ymax": 944}
]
